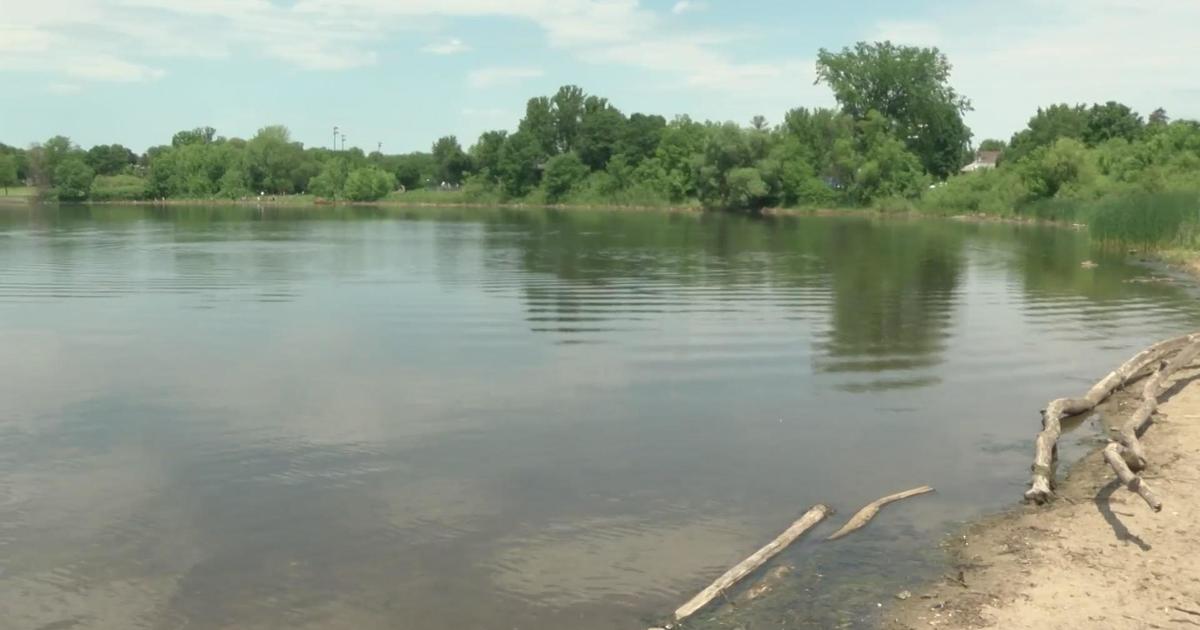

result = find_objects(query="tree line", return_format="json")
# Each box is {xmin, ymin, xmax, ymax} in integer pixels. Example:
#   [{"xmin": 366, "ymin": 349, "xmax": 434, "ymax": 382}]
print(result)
[
  {"xmin": 0, "ymin": 42, "xmax": 974, "ymax": 207},
  {"xmin": 2, "ymin": 40, "xmax": 1197, "ymax": 232}
]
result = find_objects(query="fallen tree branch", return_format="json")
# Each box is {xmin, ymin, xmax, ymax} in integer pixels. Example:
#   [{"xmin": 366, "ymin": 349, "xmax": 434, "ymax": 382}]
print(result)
[
  {"xmin": 1025, "ymin": 333, "xmax": 1198, "ymax": 504},
  {"xmin": 672, "ymin": 504, "xmax": 830, "ymax": 623},
  {"xmin": 826, "ymin": 486, "xmax": 934, "ymax": 541},
  {"xmin": 1103, "ymin": 442, "xmax": 1162, "ymax": 511},
  {"xmin": 1114, "ymin": 340, "xmax": 1200, "ymax": 472}
]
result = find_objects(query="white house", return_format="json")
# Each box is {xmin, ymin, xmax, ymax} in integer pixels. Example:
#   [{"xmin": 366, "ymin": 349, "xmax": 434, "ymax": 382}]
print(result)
[{"xmin": 961, "ymin": 150, "xmax": 1001, "ymax": 173}]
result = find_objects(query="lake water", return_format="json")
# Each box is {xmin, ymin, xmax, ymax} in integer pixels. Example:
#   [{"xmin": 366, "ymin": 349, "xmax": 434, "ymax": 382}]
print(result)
[{"xmin": 1, "ymin": 205, "xmax": 1198, "ymax": 630}]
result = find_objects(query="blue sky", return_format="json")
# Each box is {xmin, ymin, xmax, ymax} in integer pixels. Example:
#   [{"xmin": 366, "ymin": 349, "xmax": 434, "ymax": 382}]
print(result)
[{"xmin": 3, "ymin": 0, "xmax": 1198, "ymax": 153}]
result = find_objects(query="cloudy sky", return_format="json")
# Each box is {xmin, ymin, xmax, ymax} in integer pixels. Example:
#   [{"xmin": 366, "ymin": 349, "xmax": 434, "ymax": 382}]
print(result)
[{"xmin": 2, "ymin": 0, "xmax": 1197, "ymax": 153}]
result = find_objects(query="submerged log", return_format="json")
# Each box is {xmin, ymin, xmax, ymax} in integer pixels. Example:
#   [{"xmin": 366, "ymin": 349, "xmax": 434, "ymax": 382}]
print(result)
[
  {"xmin": 672, "ymin": 504, "xmax": 830, "ymax": 623},
  {"xmin": 826, "ymin": 486, "xmax": 934, "ymax": 541},
  {"xmin": 1025, "ymin": 333, "xmax": 1198, "ymax": 504}
]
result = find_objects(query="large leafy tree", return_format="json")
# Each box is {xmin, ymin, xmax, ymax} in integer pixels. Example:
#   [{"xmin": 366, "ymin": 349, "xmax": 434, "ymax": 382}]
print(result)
[
  {"xmin": 85, "ymin": 144, "xmax": 137, "ymax": 176},
  {"xmin": 54, "ymin": 157, "xmax": 95, "ymax": 201},
  {"xmin": 343, "ymin": 166, "xmax": 395, "ymax": 201},
  {"xmin": 541, "ymin": 152, "xmax": 589, "ymax": 202},
  {"xmin": 1084, "ymin": 101, "xmax": 1144, "ymax": 145},
  {"xmin": 519, "ymin": 97, "xmax": 558, "ymax": 157},
  {"xmin": 470, "ymin": 130, "xmax": 508, "ymax": 181},
  {"xmin": 308, "ymin": 157, "xmax": 350, "ymax": 198},
  {"xmin": 816, "ymin": 41, "xmax": 972, "ymax": 178},
  {"xmin": 431, "ymin": 135, "xmax": 472, "ymax": 185},
  {"xmin": 576, "ymin": 96, "xmax": 625, "ymax": 171},
  {"xmin": 0, "ymin": 154, "xmax": 18, "ymax": 193},
  {"xmin": 1006, "ymin": 104, "xmax": 1089, "ymax": 163},
  {"xmin": 172, "ymin": 126, "xmax": 217, "ymax": 147},
  {"xmin": 616, "ymin": 113, "xmax": 667, "ymax": 165},
  {"xmin": 551, "ymin": 85, "xmax": 587, "ymax": 153},
  {"xmin": 246, "ymin": 125, "xmax": 303, "ymax": 194},
  {"xmin": 28, "ymin": 135, "xmax": 82, "ymax": 187},
  {"xmin": 496, "ymin": 131, "xmax": 543, "ymax": 198}
]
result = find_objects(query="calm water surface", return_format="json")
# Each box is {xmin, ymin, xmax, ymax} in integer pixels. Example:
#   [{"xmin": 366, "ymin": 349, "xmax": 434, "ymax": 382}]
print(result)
[{"xmin": 1, "ymin": 206, "xmax": 1198, "ymax": 630}]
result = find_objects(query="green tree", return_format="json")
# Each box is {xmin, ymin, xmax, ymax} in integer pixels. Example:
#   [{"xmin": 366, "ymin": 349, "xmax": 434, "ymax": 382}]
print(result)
[
  {"xmin": 552, "ymin": 85, "xmax": 587, "ymax": 153},
  {"xmin": 308, "ymin": 157, "xmax": 350, "ymax": 198},
  {"xmin": 653, "ymin": 115, "xmax": 707, "ymax": 201},
  {"xmin": 0, "ymin": 154, "xmax": 17, "ymax": 193},
  {"xmin": 392, "ymin": 153, "xmax": 434, "ymax": 190},
  {"xmin": 615, "ymin": 113, "xmax": 666, "ymax": 165},
  {"xmin": 977, "ymin": 138, "xmax": 1007, "ymax": 152},
  {"xmin": 54, "ymin": 158, "xmax": 95, "ymax": 201},
  {"xmin": 1007, "ymin": 104, "xmax": 1089, "ymax": 163},
  {"xmin": 172, "ymin": 126, "xmax": 217, "ymax": 147},
  {"xmin": 431, "ymin": 136, "xmax": 472, "ymax": 185},
  {"xmin": 343, "ymin": 166, "xmax": 396, "ymax": 201},
  {"xmin": 723, "ymin": 167, "xmax": 770, "ymax": 210},
  {"xmin": 845, "ymin": 112, "xmax": 929, "ymax": 203},
  {"xmin": 781, "ymin": 107, "xmax": 856, "ymax": 186},
  {"xmin": 246, "ymin": 125, "xmax": 303, "ymax": 194},
  {"xmin": 496, "ymin": 131, "xmax": 543, "ymax": 198},
  {"xmin": 1084, "ymin": 101, "xmax": 1144, "ymax": 145},
  {"xmin": 28, "ymin": 135, "xmax": 81, "ymax": 187},
  {"xmin": 470, "ymin": 130, "xmax": 508, "ymax": 181},
  {"xmin": 1020, "ymin": 137, "xmax": 1095, "ymax": 199},
  {"xmin": 695, "ymin": 122, "xmax": 772, "ymax": 210},
  {"xmin": 519, "ymin": 96, "xmax": 558, "ymax": 157},
  {"xmin": 816, "ymin": 41, "xmax": 972, "ymax": 178},
  {"xmin": 541, "ymin": 152, "xmax": 589, "ymax": 202},
  {"xmin": 576, "ymin": 96, "xmax": 626, "ymax": 171},
  {"xmin": 85, "ymin": 144, "xmax": 137, "ymax": 176}
]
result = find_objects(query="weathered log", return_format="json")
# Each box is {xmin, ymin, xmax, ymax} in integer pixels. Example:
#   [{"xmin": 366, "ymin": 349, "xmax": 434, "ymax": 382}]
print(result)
[
  {"xmin": 672, "ymin": 504, "xmax": 830, "ymax": 623},
  {"xmin": 1025, "ymin": 333, "xmax": 1198, "ymax": 504},
  {"xmin": 1114, "ymin": 340, "xmax": 1200, "ymax": 471},
  {"xmin": 826, "ymin": 486, "xmax": 934, "ymax": 541},
  {"xmin": 1103, "ymin": 442, "xmax": 1162, "ymax": 511}
]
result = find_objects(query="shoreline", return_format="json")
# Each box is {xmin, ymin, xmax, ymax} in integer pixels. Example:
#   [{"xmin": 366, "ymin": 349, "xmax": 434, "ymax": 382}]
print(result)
[{"xmin": 883, "ymin": 365, "xmax": 1200, "ymax": 630}]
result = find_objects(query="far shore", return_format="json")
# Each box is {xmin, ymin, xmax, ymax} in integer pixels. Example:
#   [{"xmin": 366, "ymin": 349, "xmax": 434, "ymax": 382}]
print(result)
[{"xmin": 7, "ymin": 192, "xmax": 1199, "ymax": 280}]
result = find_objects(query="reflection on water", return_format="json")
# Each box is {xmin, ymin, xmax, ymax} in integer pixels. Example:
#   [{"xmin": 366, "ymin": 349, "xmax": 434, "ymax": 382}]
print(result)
[{"xmin": 1, "ymin": 206, "xmax": 1198, "ymax": 630}]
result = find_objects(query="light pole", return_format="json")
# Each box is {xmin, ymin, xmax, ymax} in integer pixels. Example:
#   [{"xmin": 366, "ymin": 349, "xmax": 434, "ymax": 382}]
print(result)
[
  {"xmin": 333, "ymin": 125, "xmax": 338, "ymax": 151},
  {"xmin": 341, "ymin": 134, "xmax": 346, "ymax": 151},
  {"xmin": 377, "ymin": 141, "xmax": 382, "ymax": 154}
]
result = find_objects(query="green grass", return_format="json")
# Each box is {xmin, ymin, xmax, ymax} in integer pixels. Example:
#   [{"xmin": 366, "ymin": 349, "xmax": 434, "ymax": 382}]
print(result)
[
  {"xmin": 1087, "ymin": 190, "xmax": 1200, "ymax": 248},
  {"xmin": 0, "ymin": 186, "xmax": 37, "ymax": 199}
]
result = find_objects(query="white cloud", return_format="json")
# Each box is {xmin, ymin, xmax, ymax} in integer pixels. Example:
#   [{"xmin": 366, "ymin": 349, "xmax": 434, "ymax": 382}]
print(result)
[
  {"xmin": 671, "ymin": 1, "xmax": 704, "ymax": 15},
  {"xmin": 467, "ymin": 66, "xmax": 544, "ymax": 89},
  {"xmin": 0, "ymin": 0, "xmax": 803, "ymax": 98},
  {"xmin": 872, "ymin": 20, "xmax": 941, "ymax": 46},
  {"xmin": 47, "ymin": 82, "xmax": 82, "ymax": 95},
  {"xmin": 422, "ymin": 38, "xmax": 470, "ymax": 55},
  {"xmin": 866, "ymin": 0, "xmax": 1200, "ymax": 140},
  {"xmin": 64, "ymin": 55, "xmax": 165, "ymax": 82}
]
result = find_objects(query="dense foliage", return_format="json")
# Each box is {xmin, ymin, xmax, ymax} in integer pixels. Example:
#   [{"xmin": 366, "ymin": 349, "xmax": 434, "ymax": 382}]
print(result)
[
  {"xmin": 4, "ymin": 40, "xmax": 1198, "ymax": 251},
  {"xmin": 923, "ymin": 104, "xmax": 1200, "ymax": 247},
  {"xmin": 3, "ymin": 42, "xmax": 968, "ymax": 208}
]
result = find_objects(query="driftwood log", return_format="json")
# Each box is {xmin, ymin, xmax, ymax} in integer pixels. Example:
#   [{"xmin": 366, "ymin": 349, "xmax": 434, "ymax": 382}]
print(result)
[
  {"xmin": 1113, "ymin": 340, "xmax": 1200, "ymax": 471},
  {"xmin": 826, "ymin": 486, "xmax": 934, "ymax": 541},
  {"xmin": 1025, "ymin": 333, "xmax": 1199, "ymax": 504},
  {"xmin": 1098, "ymin": 337, "xmax": 1200, "ymax": 510},
  {"xmin": 672, "ymin": 504, "xmax": 830, "ymax": 623},
  {"xmin": 1103, "ymin": 442, "xmax": 1162, "ymax": 511}
]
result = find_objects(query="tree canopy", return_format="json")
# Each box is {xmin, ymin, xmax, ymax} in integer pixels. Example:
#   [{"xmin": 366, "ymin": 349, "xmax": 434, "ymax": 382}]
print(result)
[{"xmin": 817, "ymin": 41, "xmax": 972, "ymax": 178}]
